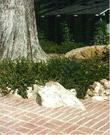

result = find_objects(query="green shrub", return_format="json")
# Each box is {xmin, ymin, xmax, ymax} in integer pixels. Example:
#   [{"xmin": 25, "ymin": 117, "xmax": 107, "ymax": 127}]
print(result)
[
  {"xmin": 40, "ymin": 39, "xmax": 83, "ymax": 54},
  {"xmin": 0, "ymin": 55, "xmax": 108, "ymax": 99},
  {"xmin": 94, "ymin": 20, "xmax": 109, "ymax": 45},
  {"xmin": 61, "ymin": 21, "xmax": 72, "ymax": 42}
]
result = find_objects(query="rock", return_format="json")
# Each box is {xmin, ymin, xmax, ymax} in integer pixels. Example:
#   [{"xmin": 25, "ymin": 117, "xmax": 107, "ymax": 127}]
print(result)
[
  {"xmin": 100, "ymin": 79, "xmax": 110, "ymax": 96},
  {"xmin": 27, "ymin": 87, "xmax": 34, "ymax": 99},
  {"xmin": 93, "ymin": 82, "xmax": 105, "ymax": 96},
  {"xmin": 92, "ymin": 96, "xmax": 105, "ymax": 101},
  {"xmin": 100, "ymin": 79, "xmax": 110, "ymax": 90},
  {"xmin": 86, "ymin": 79, "xmax": 109, "ymax": 101},
  {"xmin": 70, "ymin": 88, "xmax": 77, "ymax": 96},
  {"xmin": 86, "ymin": 88, "xmax": 94, "ymax": 97},
  {"xmin": 27, "ymin": 85, "xmax": 43, "ymax": 100},
  {"xmin": 0, "ymin": 88, "xmax": 10, "ymax": 96},
  {"xmin": 13, "ymin": 89, "xmax": 22, "ymax": 98},
  {"xmin": 65, "ymin": 45, "xmax": 109, "ymax": 59},
  {"xmin": 6, "ymin": 87, "xmax": 11, "ymax": 91},
  {"xmin": 36, "ymin": 81, "xmax": 86, "ymax": 111}
]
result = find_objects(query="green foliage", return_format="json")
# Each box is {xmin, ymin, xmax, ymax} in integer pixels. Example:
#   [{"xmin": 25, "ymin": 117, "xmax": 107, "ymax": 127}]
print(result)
[
  {"xmin": 39, "ymin": 21, "xmax": 83, "ymax": 54},
  {"xmin": 61, "ymin": 21, "xmax": 72, "ymax": 42},
  {"xmin": 40, "ymin": 40, "xmax": 58, "ymax": 53},
  {"xmin": 40, "ymin": 39, "xmax": 83, "ymax": 54},
  {"xmin": 94, "ymin": 20, "xmax": 109, "ymax": 45},
  {"xmin": 0, "ymin": 55, "xmax": 108, "ymax": 99}
]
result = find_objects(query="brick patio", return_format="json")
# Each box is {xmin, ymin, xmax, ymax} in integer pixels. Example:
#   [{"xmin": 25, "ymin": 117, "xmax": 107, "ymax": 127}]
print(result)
[{"xmin": 0, "ymin": 95, "xmax": 109, "ymax": 135}]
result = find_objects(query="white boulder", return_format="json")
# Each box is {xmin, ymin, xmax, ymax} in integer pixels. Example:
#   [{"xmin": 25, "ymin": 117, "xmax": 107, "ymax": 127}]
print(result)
[{"xmin": 36, "ymin": 81, "xmax": 86, "ymax": 111}]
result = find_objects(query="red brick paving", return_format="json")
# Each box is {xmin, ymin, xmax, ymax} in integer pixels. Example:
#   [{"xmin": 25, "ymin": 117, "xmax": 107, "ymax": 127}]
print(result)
[{"xmin": 0, "ymin": 95, "xmax": 109, "ymax": 135}]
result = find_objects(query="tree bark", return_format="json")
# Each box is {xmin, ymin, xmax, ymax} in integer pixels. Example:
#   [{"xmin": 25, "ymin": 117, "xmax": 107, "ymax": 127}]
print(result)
[{"xmin": 0, "ymin": 0, "xmax": 47, "ymax": 61}]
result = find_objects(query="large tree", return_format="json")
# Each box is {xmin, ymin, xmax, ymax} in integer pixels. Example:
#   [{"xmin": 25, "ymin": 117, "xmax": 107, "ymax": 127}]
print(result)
[{"xmin": 0, "ymin": 0, "xmax": 47, "ymax": 61}]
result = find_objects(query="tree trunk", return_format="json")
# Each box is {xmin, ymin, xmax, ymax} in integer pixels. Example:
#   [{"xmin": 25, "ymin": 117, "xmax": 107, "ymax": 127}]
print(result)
[{"xmin": 0, "ymin": 0, "xmax": 47, "ymax": 61}]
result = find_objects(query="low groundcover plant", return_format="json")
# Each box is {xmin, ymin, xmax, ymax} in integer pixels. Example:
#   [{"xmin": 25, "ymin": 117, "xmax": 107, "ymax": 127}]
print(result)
[{"xmin": 0, "ymin": 52, "xmax": 108, "ymax": 99}]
